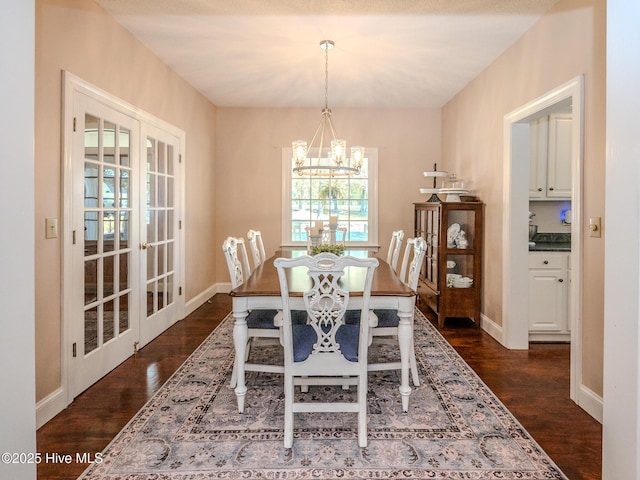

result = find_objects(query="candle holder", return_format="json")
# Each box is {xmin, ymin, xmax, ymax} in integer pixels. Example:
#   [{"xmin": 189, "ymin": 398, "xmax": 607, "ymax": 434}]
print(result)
[
  {"xmin": 328, "ymin": 223, "xmax": 338, "ymax": 245},
  {"xmin": 309, "ymin": 234, "xmax": 322, "ymax": 249}
]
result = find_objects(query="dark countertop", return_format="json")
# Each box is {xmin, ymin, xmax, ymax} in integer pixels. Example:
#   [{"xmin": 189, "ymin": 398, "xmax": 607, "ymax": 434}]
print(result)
[
  {"xmin": 528, "ymin": 233, "xmax": 571, "ymax": 252},
  {"xmin": 529, "ymin": 242, "xmax": 571, "ymax": 252}
]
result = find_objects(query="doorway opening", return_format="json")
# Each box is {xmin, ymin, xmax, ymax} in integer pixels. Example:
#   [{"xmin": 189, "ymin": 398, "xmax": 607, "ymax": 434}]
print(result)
[{"xmin": 502, "ymin": 77, "xmax": 587, "ymax": 412}]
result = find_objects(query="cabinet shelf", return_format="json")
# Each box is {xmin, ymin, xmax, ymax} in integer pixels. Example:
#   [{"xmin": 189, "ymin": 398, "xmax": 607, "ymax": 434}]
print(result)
[{"xmin": 414, "ymin": 201, "xmax": 484, "ymax": 328}]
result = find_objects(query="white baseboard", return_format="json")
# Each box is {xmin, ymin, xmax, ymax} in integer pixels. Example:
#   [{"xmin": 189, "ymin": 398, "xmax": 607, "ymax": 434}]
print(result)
[
  {"xmin": 36, "ymin": 387, "xmax": 67, "ymax": 429},
  {"xmin": 577, "ymin": 384, "xmax": 603, "ymax": 423},
  {"xmin": 184, "ymin": 283, "xmax": 230, "ymax": 317},
  {"xmin": 480, "ymin": 313, "xmax": 505, "ymax": 346}
]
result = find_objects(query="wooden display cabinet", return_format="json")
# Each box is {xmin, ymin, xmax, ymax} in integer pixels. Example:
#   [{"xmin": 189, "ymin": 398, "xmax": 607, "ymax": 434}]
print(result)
[{"xmin": 414, "ymin": 201, "xmax": 484, "ymax": 328}]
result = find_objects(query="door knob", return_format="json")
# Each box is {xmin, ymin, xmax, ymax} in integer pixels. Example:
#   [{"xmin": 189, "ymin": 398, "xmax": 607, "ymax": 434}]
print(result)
[{"xmin": 141, "ymin": 242, "xmax": 154, "ymax": 250}]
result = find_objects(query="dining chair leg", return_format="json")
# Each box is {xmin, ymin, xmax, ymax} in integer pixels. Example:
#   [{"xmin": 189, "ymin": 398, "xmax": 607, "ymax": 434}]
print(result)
[
  {"xmin": 358, "ymin": 374, "xmax": 368, "ymax": 448},
  {"xmin": 410, "ymin": 339, "xmax": 420, "ymax": 387},
  {"xmin": 397, "ymin": 310, "xmax": 413, "ymax": 412},
  {"xmin": 229, "ymin": 356, "xmax": 238, "ymax": 388},
  {"xmin": 410, "ymin": 353, "xmax": 420, "ymax": 386},
  {"xmin": 284, "ymin": 373, "xmax": 294, "ymax": 449}
]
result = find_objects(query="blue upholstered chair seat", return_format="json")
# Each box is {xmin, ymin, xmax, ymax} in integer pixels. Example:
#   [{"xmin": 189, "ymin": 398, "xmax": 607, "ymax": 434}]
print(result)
[
  {"xmin": 247, "ymin": 309, "xmax": 307, "ymax": 329},
  {"xmin": 372, "ymin": 309, "xmax": 400, "ymax": 328},
  {"xmin": 246, "ymin": 309, "xmax": 279, "ymax": 329},
  {"xmin": 291, "ymin": 322, "xmax": 360, "ymax": 363},
  {"xmin": 344, "ymin": 310, "xmax": 362, "ymax": 325}
]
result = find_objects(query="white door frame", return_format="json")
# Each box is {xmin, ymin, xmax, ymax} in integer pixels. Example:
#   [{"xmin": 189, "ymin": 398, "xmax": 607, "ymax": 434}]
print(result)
[
  {"xmin": 502, "ymin": 76, "xmax": 584, "ymax": 405},
  {"xmin": 62, "ymin": 72, "xmax": 186, "ymax": 405}
]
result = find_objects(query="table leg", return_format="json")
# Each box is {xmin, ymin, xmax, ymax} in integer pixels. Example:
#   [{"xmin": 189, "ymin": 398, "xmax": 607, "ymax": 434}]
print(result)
[
  {"xmin": 232, "ymin": 301, "xmax": 249, "ymax": 413},
  {"xmin": 397, "ymin": 303, "xmax": 413, "ymax": 412}
]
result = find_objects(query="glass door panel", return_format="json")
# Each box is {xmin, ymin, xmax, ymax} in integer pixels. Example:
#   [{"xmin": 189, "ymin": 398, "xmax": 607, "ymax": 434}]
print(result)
[
  {"xmin": 142, "ymin": 134, "xmax": 178, "ymax": 339},
  {"xmin": 82, "ymin": 112, "xmax": 134, "ymax": 356}
]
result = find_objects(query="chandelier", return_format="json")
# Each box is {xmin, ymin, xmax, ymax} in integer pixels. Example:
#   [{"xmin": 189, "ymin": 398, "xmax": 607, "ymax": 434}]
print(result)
[{"xmin": 292, "ymin": 40, "xmax": 364, "ymax": 177}]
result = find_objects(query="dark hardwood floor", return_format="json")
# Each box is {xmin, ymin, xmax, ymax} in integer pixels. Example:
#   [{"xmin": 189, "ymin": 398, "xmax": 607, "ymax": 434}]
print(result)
[{"xmin": 36, "ymin": 294, "xmax": 602, "ymax": 479}]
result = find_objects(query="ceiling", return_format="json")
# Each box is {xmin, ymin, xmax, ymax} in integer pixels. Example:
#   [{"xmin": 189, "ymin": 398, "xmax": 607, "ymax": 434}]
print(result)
[{"xmin": 95, "ymin": 0, "xmax": 559, "ymax": 108}]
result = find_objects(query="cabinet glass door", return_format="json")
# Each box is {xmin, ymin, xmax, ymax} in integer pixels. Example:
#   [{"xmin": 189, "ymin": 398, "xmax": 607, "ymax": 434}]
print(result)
[{"xmin": 445, "ymin": 209, "xmax": 475, "ymax": 249}]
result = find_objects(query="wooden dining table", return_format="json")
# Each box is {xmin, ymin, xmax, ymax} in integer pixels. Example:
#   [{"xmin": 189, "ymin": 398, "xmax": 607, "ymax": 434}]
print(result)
[{"xmin": 229, "ymin": 249, "xmax": 416, "ymax": 414}]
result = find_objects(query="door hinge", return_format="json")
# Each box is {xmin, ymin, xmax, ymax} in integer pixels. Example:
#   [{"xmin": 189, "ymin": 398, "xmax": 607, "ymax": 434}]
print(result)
[
  {"xmin": 72, "ymin": 230, "xmax": 77, "ymax": 244},
  {"xmin": 72, "ymin": 342, "xmax": 77, "ymax": 358},
  {"xmin": 178, "ymin": 220, "xmax": 182, "ymax": 230},
  {"xmin": 73, "ymin": 117, "xmax": 77, "ymax": 132},
  {"xmin": 133, "ymin": 341, "xmax": 139, "ymax": 356},
  {"xmin": 179, "ymin": 154, "xmax": 182, "ymax": 164},
  {"xmin": 179, "ymin": 286, "xmax": 182, "ymax": 296}
]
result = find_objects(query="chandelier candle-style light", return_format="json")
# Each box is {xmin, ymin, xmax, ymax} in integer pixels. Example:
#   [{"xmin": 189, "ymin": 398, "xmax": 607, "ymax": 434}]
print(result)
[{"xmin": 292, "ymin": 40, "xmax": 364, "ymax": 177}]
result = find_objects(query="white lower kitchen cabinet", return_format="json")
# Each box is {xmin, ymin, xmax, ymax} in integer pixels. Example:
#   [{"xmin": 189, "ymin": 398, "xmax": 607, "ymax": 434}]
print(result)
[{"xmin": 528, "ymin": 252, "xmax": 570, "ymax": 342}]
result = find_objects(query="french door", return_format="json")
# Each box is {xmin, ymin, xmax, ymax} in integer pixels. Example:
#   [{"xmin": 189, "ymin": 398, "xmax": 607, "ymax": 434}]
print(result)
[
  {"xmin": 66, "ymin": 79, "xmax": 184, "ymax": 399},
  {"xmin": 140, "ymin": 124, "xmax": 182, "ymax": 342}
]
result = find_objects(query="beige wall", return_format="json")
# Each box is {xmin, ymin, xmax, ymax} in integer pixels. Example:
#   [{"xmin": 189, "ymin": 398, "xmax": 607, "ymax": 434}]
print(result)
[
  {"xmin": 35, "ymin": 0, "xmax": 217, "ymax": 401},
  {"xmin": 214, "ymin": 107, "xmax": 441, "ymax": 282},
  {"xmin": 441, "ymin": 0, "xmax": 606, "ymax": 395}
]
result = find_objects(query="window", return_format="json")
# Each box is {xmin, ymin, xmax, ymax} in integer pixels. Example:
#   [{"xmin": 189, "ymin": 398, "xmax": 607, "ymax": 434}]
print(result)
[{"xmin": 282, "ymin": 147, "xmax": 378, "ymax": 247}]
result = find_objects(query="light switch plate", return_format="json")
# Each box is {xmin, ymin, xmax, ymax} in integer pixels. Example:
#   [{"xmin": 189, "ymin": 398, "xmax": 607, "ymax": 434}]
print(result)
[
  {"xmin": 589, "ymin": 217, "xmax": 601, "ymax": 238},
  {"xmin": 45, "ymin": 218, "xmax": 58, "ymax": 239}
]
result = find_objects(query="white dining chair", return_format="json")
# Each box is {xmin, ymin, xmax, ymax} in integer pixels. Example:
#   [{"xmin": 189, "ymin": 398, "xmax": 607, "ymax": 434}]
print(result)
[
  {"xmin": 274, "ymin": 253, "xmax": 379, "ymax": 449},
  {"xmin": 247, "ymin": 229, "xmax": 266, "ymax": 270},
  {"xmin": 386, "ymin": 230, "xmax": 405, "ymax": 273},
  {"xmin": 369, "ymin": 236, "xmax": 427, "ymax": 386},
  {"xmin": 222, "ymin": 236, "xmax": 282, "ymax": 387}
]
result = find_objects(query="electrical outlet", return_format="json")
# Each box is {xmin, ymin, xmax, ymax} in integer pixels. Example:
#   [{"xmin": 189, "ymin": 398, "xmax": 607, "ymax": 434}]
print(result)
[
  {"xmin": 45, "ymin": 218, "xmax": 58, "ymax": 239},
  {"xmin": 588, "ymin": 217, "xmax": 601, "ymax": 238}
]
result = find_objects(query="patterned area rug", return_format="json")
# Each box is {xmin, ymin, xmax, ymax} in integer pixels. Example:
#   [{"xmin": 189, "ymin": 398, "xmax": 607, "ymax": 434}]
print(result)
[{"xmin": 79, "ymin": 309, "xmax": 567, "ymax": 479}]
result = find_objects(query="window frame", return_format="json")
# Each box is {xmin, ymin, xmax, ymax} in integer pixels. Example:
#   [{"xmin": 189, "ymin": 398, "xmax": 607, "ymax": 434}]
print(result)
[{"xmin": 281, "ymin": 147, "xmax": 379, "ymax": 249}]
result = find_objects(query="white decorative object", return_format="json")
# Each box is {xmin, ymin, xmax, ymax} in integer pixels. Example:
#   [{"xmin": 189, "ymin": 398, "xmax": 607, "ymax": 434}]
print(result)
[
  {"xmin": 447, "ymin": 223, "xmax": 460, "ymax": 248},
  {"xmin": 452, "ymin": 276, "xmax": 473, "ymax": 288},
  {"xmin": 309, "ymin": 233, "xmax": 322, "ymax": 249},
  {"xmin": 421, "ymin": 163, "xmax": 448, "ymax": 201},
  {"xmin": 455, "ymin": 231, "xmax": 469, "ymax": 249},
  {"xmin": 328, "ymin": 223, "xmax": 338, "ymax": 245},
  {"xmin": 439, "ymin": 188, "xmax": 469, "ymax": 202},
  {"xmin": 439, "ymin": 174, "xmax": 469, "ymax": 202}
]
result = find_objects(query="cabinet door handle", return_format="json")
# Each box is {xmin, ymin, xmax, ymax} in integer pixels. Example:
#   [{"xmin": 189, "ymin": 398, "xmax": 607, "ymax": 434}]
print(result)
[
  {"xmin": 537, "ymin": 187, "xmax": 543, "ymax": 192},
  {"xmin": 558, "ymin": 278, "xmax": 564, "ymax": 283},
  {"xmin": 543, "ymin": 260, "xmax": 549, "ymax": 265},
  {"xmin": 549, "ymin": 187, "xmax": 554, "ymax": 191}
]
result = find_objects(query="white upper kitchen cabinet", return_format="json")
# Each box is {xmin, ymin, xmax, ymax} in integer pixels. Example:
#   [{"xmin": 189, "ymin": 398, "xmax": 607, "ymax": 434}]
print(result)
[{"xmin": 529, "ymin": 113, "xmax": 572, "ymax": 200}]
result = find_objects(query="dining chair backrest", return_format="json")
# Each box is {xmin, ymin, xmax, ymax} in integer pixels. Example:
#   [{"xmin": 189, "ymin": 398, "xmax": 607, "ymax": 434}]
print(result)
[
  {"xmin": 334, "ymin": 226, "xmax": 347, "ymax": 246},
  {"xmin": 247, "ymin": 229, "xmax": 266, "ymax": 269},
  {"xmin": 221, "ymin": 236, "xmax": 251, "ymax": 288},
  {"xmin": 386, "ymin": 230, "xmax": 405, "ymax": 272},
  {"xmin": 274, "ymin": 253, "xmax": 379, "ymax": 448},
  {"xmin": 398, "ymin": 236, "xmax": 427, "ymax": 290}
]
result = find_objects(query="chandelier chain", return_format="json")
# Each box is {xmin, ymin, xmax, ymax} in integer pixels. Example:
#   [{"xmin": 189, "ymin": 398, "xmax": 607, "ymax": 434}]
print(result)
[{"xmin": 324, "ymin": 43, "xmax": 329, "ymax": 111}]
